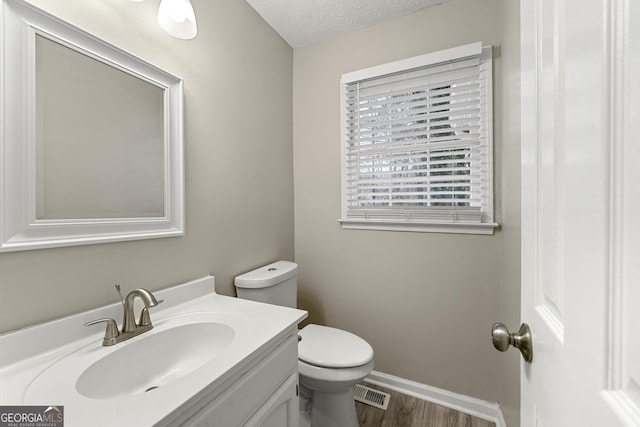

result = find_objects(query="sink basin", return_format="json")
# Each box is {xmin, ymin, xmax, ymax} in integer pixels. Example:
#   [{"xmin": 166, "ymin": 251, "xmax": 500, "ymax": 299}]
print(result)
[
  {"xmin": 76, "ymin": 322, "xmax": 235, "ymax": 399},
  {"xmin": 23, "ymin": 311, "xmax": 248, "ymax": 404}
]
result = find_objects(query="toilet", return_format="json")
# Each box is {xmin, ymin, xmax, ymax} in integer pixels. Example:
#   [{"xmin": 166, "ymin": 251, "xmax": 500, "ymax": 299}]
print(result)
[{"xmin": 234, "ymin": 260, "xmax": 374, "ymax": 427}]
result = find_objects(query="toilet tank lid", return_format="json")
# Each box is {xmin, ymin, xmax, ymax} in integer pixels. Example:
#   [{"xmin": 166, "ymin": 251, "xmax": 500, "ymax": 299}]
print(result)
[{"xmin": 234, "ymin": 260, "xmax": 298, "ymax": 289}]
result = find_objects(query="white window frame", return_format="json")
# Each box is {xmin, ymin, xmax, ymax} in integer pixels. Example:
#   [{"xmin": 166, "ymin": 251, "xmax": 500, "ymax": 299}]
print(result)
[{"xmin": 338, "ymin": 42, "xmax": 497, "ymax": 235}]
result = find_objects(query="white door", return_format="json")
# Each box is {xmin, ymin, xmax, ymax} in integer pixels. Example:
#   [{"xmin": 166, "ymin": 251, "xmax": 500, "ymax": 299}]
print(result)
[{"xmin": 520, "ymin": 0, "xmax": 640, "ymax": 426}]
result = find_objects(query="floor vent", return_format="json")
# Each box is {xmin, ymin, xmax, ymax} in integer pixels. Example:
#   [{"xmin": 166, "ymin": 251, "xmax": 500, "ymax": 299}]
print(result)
[{"xmin": 353, "ymin": 384, "xmax": 391, "ymax": 410}]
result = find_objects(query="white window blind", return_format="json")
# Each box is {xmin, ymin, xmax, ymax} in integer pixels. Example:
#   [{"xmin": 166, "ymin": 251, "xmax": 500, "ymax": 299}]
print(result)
[{"xmin": 339, "ymin": 43, "xmax": 495, "ymax": 234}]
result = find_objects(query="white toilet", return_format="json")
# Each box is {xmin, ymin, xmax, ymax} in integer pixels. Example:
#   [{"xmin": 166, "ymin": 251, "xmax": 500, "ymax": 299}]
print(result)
[{"xmin": 235, "ymin": 260, "xmax": 374, "ymax": 427}]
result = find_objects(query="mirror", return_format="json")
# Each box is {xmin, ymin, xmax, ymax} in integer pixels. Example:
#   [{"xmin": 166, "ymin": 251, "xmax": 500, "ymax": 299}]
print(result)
[
  {"xmin": 1, "ymin": 0, "xmax": 185, "ymax": 251},
  {"xmin": 35, "ymin": 35, "xmax": 166, "ymax": 220}
]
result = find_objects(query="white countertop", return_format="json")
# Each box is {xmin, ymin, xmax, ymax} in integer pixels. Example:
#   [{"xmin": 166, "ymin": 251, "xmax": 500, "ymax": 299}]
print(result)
[{"xmin": 0, "ymin": 276, "xmax": 307, "ymax": 426}]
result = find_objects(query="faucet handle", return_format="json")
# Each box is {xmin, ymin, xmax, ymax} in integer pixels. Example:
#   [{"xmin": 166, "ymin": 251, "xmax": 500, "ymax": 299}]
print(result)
[{"xmin": 85, "ymin": 318, "xmax": 120, "ymax": 346}]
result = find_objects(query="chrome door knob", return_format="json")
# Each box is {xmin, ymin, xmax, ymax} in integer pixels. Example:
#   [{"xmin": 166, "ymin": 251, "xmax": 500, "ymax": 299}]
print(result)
[{"xmin": 491, "ymin": 322, "xmax": 533, "ymax": 363}]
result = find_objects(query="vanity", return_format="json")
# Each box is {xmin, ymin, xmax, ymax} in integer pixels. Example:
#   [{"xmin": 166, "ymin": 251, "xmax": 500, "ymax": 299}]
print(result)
[{"xmin": 0, "ymin": 276, "xmax": 308, "ymax": 426}]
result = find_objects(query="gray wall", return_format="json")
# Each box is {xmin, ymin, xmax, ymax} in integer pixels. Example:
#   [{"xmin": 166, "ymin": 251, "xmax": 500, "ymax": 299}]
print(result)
[
  {"xmin": 0, "ymin": 0, "xmax": 294, "ymax": 333},
  {"xmin": 293, "ymin": 0, "xmax": 520, "ymax": 424}
]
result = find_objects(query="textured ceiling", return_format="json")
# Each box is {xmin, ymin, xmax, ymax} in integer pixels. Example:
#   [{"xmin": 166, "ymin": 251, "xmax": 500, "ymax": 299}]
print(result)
[{"xmin": 245, "ymin": 0, "xmax": 451, "ymax": 48}]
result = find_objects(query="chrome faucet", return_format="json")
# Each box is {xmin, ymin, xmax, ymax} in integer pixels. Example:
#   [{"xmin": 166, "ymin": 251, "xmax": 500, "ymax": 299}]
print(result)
[
  {"xmin": 121, "ymin": 288, "xmax": 161, "ymax": 333},
  {"xmin": 85, "ymin": 286, "xmax": 163, "ymax": 346}
]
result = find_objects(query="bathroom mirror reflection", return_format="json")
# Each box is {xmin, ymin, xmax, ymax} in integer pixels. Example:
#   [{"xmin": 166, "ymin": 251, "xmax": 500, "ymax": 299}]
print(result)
[
  {"xmin": 35, "ymin": 35, "xmax": 166, "ymax": 220},
  {"xmin": 0, "ymin": 0, "xmax": 185, "ymax": 252}
]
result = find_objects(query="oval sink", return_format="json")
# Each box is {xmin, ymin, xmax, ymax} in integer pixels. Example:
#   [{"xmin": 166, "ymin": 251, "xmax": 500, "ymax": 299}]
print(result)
[{"xmin": 76, "ymin": 322, "xmax": 235, "ymax": 399}]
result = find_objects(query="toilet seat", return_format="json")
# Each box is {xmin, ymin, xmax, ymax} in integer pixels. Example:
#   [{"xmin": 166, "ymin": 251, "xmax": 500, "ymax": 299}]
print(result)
[{"xmin": 298, "ymin": 324, "xmax": 373, "ymax": 368}]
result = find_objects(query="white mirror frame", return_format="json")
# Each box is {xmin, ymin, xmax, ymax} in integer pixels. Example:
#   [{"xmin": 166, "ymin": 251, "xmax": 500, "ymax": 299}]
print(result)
[{"xmin": 0, "ymin": 0, "xmax": 185, "ymax": 252}]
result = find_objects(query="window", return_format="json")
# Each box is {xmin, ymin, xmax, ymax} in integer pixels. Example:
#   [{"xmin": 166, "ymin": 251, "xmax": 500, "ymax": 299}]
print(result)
[{"xmin": 339, "ymin": 42, "xmax": 496, "ymax": 234}]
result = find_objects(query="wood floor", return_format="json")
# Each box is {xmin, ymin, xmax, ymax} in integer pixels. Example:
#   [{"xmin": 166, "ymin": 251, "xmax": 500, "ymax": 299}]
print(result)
[{"xmin": 355, "ymin": 383, "xmax": 496, "ymax": 427}]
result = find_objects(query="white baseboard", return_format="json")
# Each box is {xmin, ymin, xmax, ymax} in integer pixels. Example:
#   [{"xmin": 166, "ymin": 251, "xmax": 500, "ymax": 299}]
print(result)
[{"xmin": 364, "ymin": 370, "xmax": 507, "ymax": 427}]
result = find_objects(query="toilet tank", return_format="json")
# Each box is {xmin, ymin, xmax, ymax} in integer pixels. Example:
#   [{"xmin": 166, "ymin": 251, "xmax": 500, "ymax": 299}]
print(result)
[{"xmin": 234, "ymin": 261, "xmax": 298, "ymax": 308}]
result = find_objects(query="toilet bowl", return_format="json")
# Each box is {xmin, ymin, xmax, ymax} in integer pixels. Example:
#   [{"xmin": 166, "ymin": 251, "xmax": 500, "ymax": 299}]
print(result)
[
  {"xmin": 297, "ymin": 324, "xmax": 374, "ymax": 427},
  {"xmin": 234, "ymin": 261, "xmax": 374, "ymax": 427}
]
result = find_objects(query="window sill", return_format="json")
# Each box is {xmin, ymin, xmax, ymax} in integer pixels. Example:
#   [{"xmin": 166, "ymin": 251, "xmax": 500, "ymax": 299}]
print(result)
[{"xmin": 338, "ymin": 219, "xmax": 499, "ymax": 235}]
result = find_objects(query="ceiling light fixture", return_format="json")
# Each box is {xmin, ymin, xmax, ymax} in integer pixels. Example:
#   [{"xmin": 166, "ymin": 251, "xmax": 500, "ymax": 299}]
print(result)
[
  {"xmin": 157, "ymin": 0, "xmax": 198, "ymax": 40},
  {"xmin": 127, "ymin": 0, "xmax": 198, "ymax": 40}
]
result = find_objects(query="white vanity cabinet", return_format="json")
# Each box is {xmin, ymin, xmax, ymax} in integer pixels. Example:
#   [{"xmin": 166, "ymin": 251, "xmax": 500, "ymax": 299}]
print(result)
[
  {"xmin": 0, "ymin": 277, "xmax": 307, "ymax": 427},
  {"xmin": 167, "ymin": 329, "xmax": 300, "ymax": 427}
]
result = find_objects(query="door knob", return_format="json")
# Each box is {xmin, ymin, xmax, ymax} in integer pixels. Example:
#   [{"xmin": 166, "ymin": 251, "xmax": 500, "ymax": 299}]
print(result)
[{"xmin": 491, "ymin": 322, "xmax": 533, "ymax": 363}]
